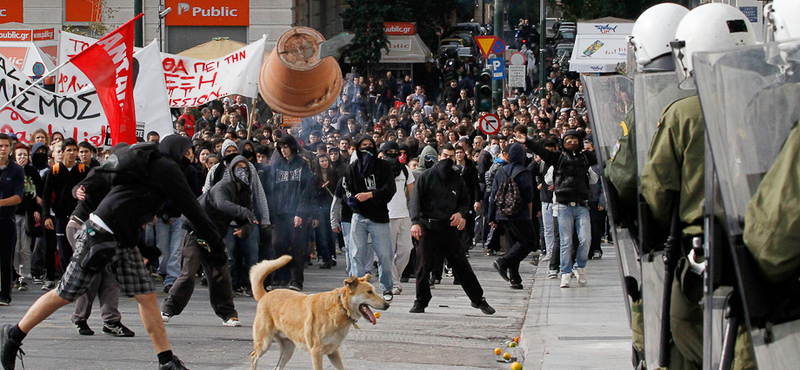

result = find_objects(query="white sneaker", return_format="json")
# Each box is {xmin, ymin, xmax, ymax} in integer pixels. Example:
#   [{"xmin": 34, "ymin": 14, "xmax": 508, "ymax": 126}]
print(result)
[
  {"xmin": 391, "ymin": 286, "xmax": 402, "ymax": 295},
  {"xmin": 161, "ymin": 312, "xmax": 171, "ymax": 323},
  {"xmin": 560, "ymin": 274, "xmax": 571, "ymax": 288},
  {"xmin": 222, "ymin": 317, "xmax": 242, "ymax": 327},
  {"xmin": 575, "ymin": 267, "xmax": 587, "ymax": 285}
]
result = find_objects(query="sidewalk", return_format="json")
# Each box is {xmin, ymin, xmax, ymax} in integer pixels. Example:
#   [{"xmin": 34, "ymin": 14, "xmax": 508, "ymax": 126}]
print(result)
[{"xmin": 521, "ymin": 244, "xmax": 633, "ymax": 369}]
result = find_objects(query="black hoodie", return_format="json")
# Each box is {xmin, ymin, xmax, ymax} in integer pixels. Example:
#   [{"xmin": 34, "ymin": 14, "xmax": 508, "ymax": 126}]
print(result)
[
  {"xmin": 266, "ymin": 135, "xmax": 313, "ymax": 220},
  {"xmin": 84, "ymin": 135, "xmax": 224, "ymax": 251},
  {"xmin": 488, "ymin": 143, "xmax": 537, "ymax": 222},
  {"xmin": 184, "ymin": 155, "xmax": 255, "ymax": 239},
  {"xmin": 342, "ymin": 136, "xmax": 396, "ymax": 223}
]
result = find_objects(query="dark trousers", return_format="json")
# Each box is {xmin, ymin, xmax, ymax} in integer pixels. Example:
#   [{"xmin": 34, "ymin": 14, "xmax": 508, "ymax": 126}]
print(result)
[
  {"xmin": 589, "ymin": 204, "xmax": 605, "ymax": 255},
  {"xmin": 55, "ymin": 216, "xmax": 71, "ymax": 274},
  {"xmin": 269, "ymin": 216, "xmax": 307, "ymax": 287},
  {"xmin": 549, "ymin": 217, "xmax": 561, "ymax": 271},
  {"xmin": 31, "ymin": 228, "xmax": 57, "ymax": 280},
  {"xmin": 415, "ymin": 222, "xmax": 483, "ymax": 307},
  {"xmin": 314, "ymin": 213, "xmax": 334, "ymax": 263},
  {"xmin": 161, "ymin": 232, "xmax": 237, "ymax": 320},
  {"xmin": 0, "ymin": 219, "xmax": 17, "ymax": 301},
  {"xmin": 496, "ymin": 219, "xmax": 539, "ymax": 283}
]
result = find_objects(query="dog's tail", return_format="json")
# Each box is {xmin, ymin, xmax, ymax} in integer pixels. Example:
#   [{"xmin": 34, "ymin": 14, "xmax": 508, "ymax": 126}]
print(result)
[{"xmin": 249, "ymin": 255, "xmax": 292, "ymax": 301}]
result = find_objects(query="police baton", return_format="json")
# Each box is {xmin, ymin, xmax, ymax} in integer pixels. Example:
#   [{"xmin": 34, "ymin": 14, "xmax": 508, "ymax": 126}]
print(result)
[{"xmin": 659, "ymin": 195, "xmax": 683, "ymax": 367}]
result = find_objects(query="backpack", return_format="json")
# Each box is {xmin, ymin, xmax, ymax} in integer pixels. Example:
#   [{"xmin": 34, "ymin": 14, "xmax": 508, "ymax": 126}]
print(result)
[
  {"xmin": 495, "ymin": 167, "xmax": 524, "ymax": 217},
  {"xmin": 97, "ymin": 142, "xmax": 161, "ymax": 185}
]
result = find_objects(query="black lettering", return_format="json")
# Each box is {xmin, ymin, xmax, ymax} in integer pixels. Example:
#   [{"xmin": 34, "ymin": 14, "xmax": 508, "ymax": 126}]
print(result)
[
  {"xmin": 77, "ymin": 91, "xmax": 100, "ymax": 120},
  {"xmin": 58, "ymin": 97, "xmax": 78, "ymax": 119},
  {"xmin": 15, "ymin": 91, "xmax": 35, "ymax": 114},
  {"xmin": 0, "ymin": 78, "xmax": 11, "ymax": 103},
  {"xmin": 38, "ymin": 95, "xmax": 57, "ymax": 117},
  {"xmin": 0, "ymin": 58, "xmax": 20, "ymax": 81}
]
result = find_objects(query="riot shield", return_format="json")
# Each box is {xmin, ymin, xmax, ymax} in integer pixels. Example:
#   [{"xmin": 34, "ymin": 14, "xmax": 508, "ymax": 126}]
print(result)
[
  {"xmin": 633, "ymin": 72, "xmax": 694, "ymax": 173},
  {"xmin": 581, "ymin": 74, "xmax": 640, "ymax": 324},
  {"xmin": 694, "ymin": 40, "xmax": 800, "ymax": 369},
  {"xmin": 631, "ymin": 72, "xmax": 694, "ymax": 370}
]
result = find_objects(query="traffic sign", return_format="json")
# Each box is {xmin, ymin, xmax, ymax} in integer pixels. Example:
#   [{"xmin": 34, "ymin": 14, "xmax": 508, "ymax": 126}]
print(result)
[
  {"xmin": 489, "ymin": 58, "xmax": 505, "ymax": 80},
  {"xmin": 490, "ymin": 39, "xmax": 505, "ymax": 55},
  {"xmin": 32, "ymin": 62, "xmax": 45, "ymax": 76},
  {"xmin": 509, "ymin": 52, "xmax": 526, "ymax": 66},
  {"xmin": 475, "ymin": 36, "xmax": 499, "ymax": 58},
  {"xmin": 478, "ymin": 113, "xmax": 501, "ymax": 135},
  {"xmin": 508, "ymin": 65, "xmax": 526, "ymax": 88}
]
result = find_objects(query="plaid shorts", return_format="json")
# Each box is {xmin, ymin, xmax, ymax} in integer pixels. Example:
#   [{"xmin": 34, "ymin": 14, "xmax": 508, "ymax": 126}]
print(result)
[{"xmin": 57, "ymin": 225, "xmax": 155, "ymax": 301}]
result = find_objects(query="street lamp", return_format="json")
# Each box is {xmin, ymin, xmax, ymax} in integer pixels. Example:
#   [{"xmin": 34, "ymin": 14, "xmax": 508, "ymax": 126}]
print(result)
[{"xmin": 158, "ymin": 5, "xmax": 172, "ymax": 51}]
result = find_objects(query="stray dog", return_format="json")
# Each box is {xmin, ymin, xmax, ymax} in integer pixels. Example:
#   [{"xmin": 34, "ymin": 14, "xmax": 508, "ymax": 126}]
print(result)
[{"xmin": 249, "ymin": 256, "xmax": 390, "ymax": 369}]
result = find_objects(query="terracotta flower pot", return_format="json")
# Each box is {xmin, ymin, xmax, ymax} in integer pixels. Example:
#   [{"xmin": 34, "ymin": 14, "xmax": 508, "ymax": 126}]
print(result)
[{"xmin": 258, "ymin": 27, "xmax": 343, "ymax": 118}]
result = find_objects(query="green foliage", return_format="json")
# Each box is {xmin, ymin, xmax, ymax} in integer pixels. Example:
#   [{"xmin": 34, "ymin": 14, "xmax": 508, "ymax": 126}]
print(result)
[
  {"xmin": 558, "ymin": 0, "xmax": 659, "ymax": 21},
  {"xmin": 341, "ymin": 0, "xmax": 393, "ymax": 74},
  {"xmin": 342, "ymin": 0, "xmax": 462, "ymax": 74}
]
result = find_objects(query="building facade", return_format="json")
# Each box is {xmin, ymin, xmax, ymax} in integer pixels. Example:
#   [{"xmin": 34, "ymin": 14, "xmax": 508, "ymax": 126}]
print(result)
[{"xmin": 0, "ymin": 0, "xmax": 344, "ymax": 53}]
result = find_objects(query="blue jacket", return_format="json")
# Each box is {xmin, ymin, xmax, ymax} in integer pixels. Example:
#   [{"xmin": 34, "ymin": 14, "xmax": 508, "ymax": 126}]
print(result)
[
  {"xmin": 489, "ymin": 143, "xmax": 536, "ymax": 222},
  {"xmin": 0, "ymin": 161, "xmax": 24, "ymax": 220}
]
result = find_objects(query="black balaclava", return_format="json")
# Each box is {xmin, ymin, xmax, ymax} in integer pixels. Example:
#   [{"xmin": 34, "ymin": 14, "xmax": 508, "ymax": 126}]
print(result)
[{"xmin": 356, "ymin": 135, "xmax": 377, "ymax": 178}]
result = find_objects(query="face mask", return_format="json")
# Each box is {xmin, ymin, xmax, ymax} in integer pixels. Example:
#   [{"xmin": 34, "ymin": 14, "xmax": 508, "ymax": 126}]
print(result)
[
  {"xmin": 180, "ymin": 156, "xmax": 192, "ymax": 169},
  {"xmin": 223, "ymin": 153, "xmax": 238, "ymax": 164},
  {"xmin": 234, "ymin": 166, "xmax": 250, "ymax": 186},
  {"xmin": 32, "ymin": 152, "xmax": 48, "ymax": 168},
  {"xmin": 242, "ymin": 150, "xmax": 255, "ymax": 162}
]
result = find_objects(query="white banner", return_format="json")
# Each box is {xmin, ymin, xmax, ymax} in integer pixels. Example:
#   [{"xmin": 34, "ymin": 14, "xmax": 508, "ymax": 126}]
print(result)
[
  {"xmin": 160, "ymin": 36, "xmax": 266, "ymax": 108},
  {"xmin": 58, "ymin": 32, "xmax": 173, "ymax": 141},
  {"xmin": 0, "ymin": 39, "xmax": 173, "ymax": 145}
]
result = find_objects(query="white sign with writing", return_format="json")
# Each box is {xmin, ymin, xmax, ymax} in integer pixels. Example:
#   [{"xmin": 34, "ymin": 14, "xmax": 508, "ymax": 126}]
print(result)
[{"xmin": 508, "ymin": 65, "xmax": 526, "ymax": 88}]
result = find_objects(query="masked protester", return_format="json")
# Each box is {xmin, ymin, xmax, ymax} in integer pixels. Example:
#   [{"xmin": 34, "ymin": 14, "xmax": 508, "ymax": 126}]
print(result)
[
  {"xmin": 342, "ymin": 135, "xmax": 397, "ymax": 302},
  {"xmin": 379, "ymin": 141, "xmax": 415, "ymax": 296},
  {"xmin": 408, "ymin": 143, "xmax": 495, "ymax": 315}
]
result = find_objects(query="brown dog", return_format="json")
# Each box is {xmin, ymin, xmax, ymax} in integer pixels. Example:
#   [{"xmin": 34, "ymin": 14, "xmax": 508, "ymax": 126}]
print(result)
[{"xmin": 249, "ymin": 256, "xmax": 390, "ymax": 369}]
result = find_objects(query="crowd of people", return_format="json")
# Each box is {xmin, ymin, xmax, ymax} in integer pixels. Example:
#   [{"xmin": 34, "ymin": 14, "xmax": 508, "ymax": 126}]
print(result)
[{"xmin": 0, "ymin": 50, "xmax": 610, "ymax": 369}]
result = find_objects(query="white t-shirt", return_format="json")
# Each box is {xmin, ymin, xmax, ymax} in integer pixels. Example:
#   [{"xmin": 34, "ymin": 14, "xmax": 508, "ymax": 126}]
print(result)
[{"xmin": 387, "ymin": 166, "xmax": 415, "ymax": 219}]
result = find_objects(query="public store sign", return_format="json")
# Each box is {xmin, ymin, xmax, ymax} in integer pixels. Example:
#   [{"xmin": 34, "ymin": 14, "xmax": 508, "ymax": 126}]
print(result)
[
  {"xmin": 384, "ymin": 22, "xmax": 416, "ymax": 35},
  {"xmin": 65, "ymin": 0, "xmax": 103, "ymax": 23},
  {"xmin": 0, "ymin": 0, "xmax": 23, "ymax": 23},
  {"xmin": 165, "ymin": 0, "xmax": 250, "ymax": 26},
  {"xmin": 0, "ymin": 28, "xmax": 55, "ymax": 42}
]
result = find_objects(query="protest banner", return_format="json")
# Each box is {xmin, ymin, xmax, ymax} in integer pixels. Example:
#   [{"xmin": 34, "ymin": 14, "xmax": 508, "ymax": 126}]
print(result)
[
  {"xmin": 161, "ymin": 36, "xmax": 266, "ymax": 108},
  {"xmin": 58, "ymin": 32, "xmax": 173, "ymax": 142}
]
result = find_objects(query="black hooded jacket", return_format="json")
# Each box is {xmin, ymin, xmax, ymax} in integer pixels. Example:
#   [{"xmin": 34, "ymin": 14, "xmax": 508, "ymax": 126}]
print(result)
[
  {"xmin": 82, "ymin": 135, "xmax": 224, "ymax": 251},
  {"xmin": 266, "ymin": 135, "xmax": 314, "ymax": 220},
  {"xmin": 488, "ymin": 143, "xmax": 538, "ymax": 222},
  {"xmin": 342, "ymin": 136, "xmax": 396, "ymax": 223},
  {"xmin": 183, "ymin": 155, "xmax": 255, "ymax": 239},
  {"xmin": 524, "ymin": 137, "xmax": 596, "ymax": 205},
  {"xmin": 410, "ymin": 159, "xmax": 470, "ymax": 224}
]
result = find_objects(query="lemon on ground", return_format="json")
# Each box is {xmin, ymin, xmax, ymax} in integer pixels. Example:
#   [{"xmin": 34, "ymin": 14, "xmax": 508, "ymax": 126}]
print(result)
[
  {"xmin": 494, "ymin": 348, "xmax": 502, "ymax": 355},
  {"xmin": 503, "ymin": 353, "xmax": 512, "ymax": 361},
  {"xmin": 511, "ymin": 361, "xmax": 523, "ymax": 370},
  {"xmin": 509, "ymin": 342, "xmax": 517, "ymax": 347}
]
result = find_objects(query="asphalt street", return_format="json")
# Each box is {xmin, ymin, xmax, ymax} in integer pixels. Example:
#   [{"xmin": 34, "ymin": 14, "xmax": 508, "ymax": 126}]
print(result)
[{"xmin": 0, "ymin": 245, "xmax": 629, "ymax": 369}]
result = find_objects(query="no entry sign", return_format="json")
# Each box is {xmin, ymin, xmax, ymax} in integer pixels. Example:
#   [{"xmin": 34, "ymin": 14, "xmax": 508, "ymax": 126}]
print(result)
[{"xmin": 478, "ymin": 113, "xmax": 501, "ymax": 135}]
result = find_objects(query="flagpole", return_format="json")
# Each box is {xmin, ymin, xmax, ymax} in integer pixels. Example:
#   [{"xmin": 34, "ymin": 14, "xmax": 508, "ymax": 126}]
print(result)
[{"xmin": 0, "ymin": 60, "xmax": 72, "ymax": 111}]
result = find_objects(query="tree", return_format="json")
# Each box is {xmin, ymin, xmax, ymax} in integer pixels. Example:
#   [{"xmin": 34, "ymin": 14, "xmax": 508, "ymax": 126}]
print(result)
[
  {"xmin": 341, "ymin": 0, "xmax": 393, "ymax": 74},
  {"xmin": 63, "ymin": 0, "xmax": 117, "ymax": 39},
  {"xmin": 558, "ymin": 0, "xmax": 660, "ymax": 21}
]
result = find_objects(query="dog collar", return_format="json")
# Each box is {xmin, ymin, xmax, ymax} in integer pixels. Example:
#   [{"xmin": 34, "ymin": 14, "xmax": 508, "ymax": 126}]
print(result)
[{"xmin": 338, "ymin": 293, "xmax": 359, "ymax": 329}]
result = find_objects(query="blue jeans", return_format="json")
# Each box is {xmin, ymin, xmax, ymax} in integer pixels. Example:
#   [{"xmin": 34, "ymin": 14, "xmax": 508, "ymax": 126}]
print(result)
[
  {"xmin": 156, "ymin": 217, "xmax": 186, "ymax": 286},
  {"xmin": 556, "ymin": 203, "xmax": 591, "ymax": 274},
  {"xmin": 224, "ymin": 224, "xmax": 260, "ymax": 289},
  {"xmin": 350, "ymin": 214, "xmax": 393, "ymax": 292},
  {"xmin": 541, "ymin": 203, "xmax": 556, "ymax": 258},
  {"xmin": 341, "ymin": 222, "xmax": 353, "ymax": 276}
]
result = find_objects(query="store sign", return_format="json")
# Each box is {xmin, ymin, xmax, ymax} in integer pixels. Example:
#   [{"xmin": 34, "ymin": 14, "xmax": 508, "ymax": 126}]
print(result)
[
  {"xmin": 0, "ymin": 47, "xmax": 28, "ymax": 70},
  {"xmin": 65, "ymin": 0, "xmax": 103, "ymax": 23},
  {"xmin": 0, "ymin": 28, "xmax": 55, "ymax": 43},
  {"xmin": 165, "ymin": 0, "xmax": 250, "ymax": 26},
  {"xmin": 385, "ymin": 22, "xmax": 416, "ymax": 35},
  {"xmin": 388, "ymin": 37, "xmax": 412, "ymax": 52},
  {"xmin": 0, "ymin": 0, "xmax": 24, "ymax": 23}
]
